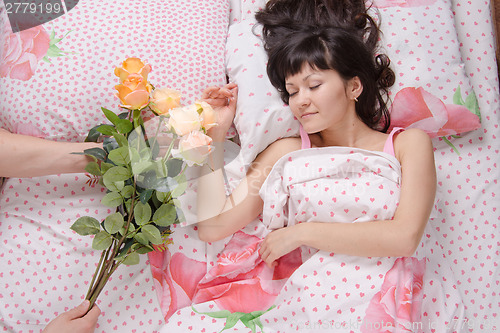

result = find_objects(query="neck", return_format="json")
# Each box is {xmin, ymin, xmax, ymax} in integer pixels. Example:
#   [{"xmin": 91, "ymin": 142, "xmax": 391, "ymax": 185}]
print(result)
[{"xmin": 316, "ymin": 118, "xmax": 375, "ymax": 148}]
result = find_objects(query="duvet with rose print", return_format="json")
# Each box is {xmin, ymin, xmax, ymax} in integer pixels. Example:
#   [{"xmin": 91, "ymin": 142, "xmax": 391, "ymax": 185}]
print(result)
[{"xmin": 157, "ymin": 138, "xmax": 461, "ymax": 332}]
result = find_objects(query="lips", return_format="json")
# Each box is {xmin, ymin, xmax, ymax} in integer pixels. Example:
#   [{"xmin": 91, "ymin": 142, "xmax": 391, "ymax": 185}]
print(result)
[{"xmin": 301, "ymin": 112, "xmax": 318, "ymax": 119}]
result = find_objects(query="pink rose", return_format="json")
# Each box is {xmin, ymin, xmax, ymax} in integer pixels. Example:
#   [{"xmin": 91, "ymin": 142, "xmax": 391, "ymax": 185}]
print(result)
[
  {"xmin": 192, "ymin": 231, "xmax": 302, "ymax": 313},
  {"xmin": 195, "ymin": 100, "xmax": 217, "ymax": 131},
  {"xmin": 168, "ymin": 105, "xmax": 202, "ymax": 136},
  {"xmin": 372, "ymin": 0, "xmax": 437, "ymax": 8},
  {"xmin": 174, "ymin": 131, "xmax": 213, "ymax": 166},
  {"xmin": 148, "ymin": 250, "xmax": 206, "ymax": 320},
  {"xmin": 389, "ymin": 87, "xmax": 480, "ymax": 138},
  {"xmin": 0, "ymin": 24, "xmax": 50, "ymax": 81},
  {"xmin": 361, "ymin": 257, "xmax": 426, "ymax": 332}
]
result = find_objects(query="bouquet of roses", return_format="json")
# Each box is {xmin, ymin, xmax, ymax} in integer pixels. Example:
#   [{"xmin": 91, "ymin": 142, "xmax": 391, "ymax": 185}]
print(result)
[{"xmin": 70, "ymin": 57, "xmax": 216, "ymax": 309}]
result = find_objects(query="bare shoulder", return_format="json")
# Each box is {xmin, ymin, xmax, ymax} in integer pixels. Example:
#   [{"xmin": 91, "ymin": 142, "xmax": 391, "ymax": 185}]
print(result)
[
  {"xmin": 394, "ymin": 128, "xmax": 434, "ymax": 162},
  {"xmin": 255, "ymin": 137, "xmax": 302, "ymax": 166}
]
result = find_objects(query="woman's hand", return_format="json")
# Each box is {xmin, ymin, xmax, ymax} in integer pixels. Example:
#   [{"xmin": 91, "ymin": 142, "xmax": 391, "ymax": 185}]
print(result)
[
  {"xmin": 259, "ymin": 224, "xmax": 302, "ymax": 268},
  {"xmin": 42, "ymin": 301, "xmax": 101, "ymax": 333},
  {"xmin": 202, "ymin": 82, "xmax": 238, "ymax": 142}
]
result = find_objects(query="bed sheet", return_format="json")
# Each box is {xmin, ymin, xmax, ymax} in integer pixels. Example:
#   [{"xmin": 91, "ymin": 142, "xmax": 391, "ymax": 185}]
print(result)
[{"xmin": 426, "ymin": 0, "xmax": 500, "ymax": 331}]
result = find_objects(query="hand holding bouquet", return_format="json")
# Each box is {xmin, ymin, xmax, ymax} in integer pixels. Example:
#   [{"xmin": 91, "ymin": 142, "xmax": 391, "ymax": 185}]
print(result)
[{"xmin": 70, "ymin": 58, "xmax": 216, "ymax": 310}]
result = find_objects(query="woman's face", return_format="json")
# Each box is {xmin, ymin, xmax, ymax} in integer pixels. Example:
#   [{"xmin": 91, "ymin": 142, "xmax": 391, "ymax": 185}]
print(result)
[{"xmin": 285, "ymin": 64, "xmax": 356, "ymax": 133}]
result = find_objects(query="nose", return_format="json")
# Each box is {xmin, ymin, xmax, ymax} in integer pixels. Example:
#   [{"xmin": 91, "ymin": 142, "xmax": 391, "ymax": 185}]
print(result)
[{"xmin": 295, "ymin": 90, "xmax": 311, "ymax": 110}]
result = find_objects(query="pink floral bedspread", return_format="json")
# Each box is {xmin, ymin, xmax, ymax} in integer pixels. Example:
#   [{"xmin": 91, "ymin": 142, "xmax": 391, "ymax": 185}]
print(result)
[{"xmin": 151, "ymin": 147, "xmax": 459, "ymax": 332}]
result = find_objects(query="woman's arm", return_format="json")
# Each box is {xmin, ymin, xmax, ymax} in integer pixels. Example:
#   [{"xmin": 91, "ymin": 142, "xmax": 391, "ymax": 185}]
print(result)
[
  {"xmin": 259, "ymin": 129, "xmax": 436, "ymax": 266},
  {"xmin": 197, "ymin": 136, "xmax": 301, "ymax": 243},
  {"xmin": 0, "ymin": 129, "xmax": 101, "ymax": 177}
]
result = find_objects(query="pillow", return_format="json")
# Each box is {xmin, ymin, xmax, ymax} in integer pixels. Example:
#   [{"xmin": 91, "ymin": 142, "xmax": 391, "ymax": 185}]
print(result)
[
  {"xmin": 0, "ymin": 0, "xmax": 229, "ymax": 142},
  {"xmin": 226, "ymin": 18, "xmax": 300, "ymax": 166},
  {"xmin": 371, "ymin": 0, "xmax": 481, "ymax": 137},
  {"xmin": 225, "ymin": 0, "xmax": 480, "ymax": 165}
]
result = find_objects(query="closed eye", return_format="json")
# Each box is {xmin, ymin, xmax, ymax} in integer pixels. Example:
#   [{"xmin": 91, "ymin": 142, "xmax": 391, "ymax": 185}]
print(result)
[{"xmin": 310, "ymin": 84, "xmax": 321, "ymax": 90}]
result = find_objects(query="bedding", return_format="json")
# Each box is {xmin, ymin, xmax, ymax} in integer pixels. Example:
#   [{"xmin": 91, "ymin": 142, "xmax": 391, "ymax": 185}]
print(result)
[
  {"xmin": 154, "ymin": 0, "xmax": 499, "ymax": 332},
  {"xmin": 0, "ymin": 0, "xmax": 498, "ymax": 332},
  {"xmin": 0, "ymin": 0, "xmax": 229, "ymax": 332}
]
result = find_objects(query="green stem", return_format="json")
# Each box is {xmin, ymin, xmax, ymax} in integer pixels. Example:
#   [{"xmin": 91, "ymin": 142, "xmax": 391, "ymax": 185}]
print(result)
[
  {"xmin": 85, "ymin": 249, "xmax": 109, "ymax": 299},
  {"xmin": 86, "ymin": 242, "xmax": 113, "ymax": 300}
]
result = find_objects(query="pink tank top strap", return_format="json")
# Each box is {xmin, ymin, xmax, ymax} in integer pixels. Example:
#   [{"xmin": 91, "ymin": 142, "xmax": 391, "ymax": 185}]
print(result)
[
  {"xmin": 299, "ymin": 125, "xmax": 311, "ymax": 149},
  {"xmin": 383, "ymin": 127, "xmax": 405, "ymax": 156}
]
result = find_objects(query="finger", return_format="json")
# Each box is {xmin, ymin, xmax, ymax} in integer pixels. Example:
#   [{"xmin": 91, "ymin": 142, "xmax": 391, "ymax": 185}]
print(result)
[
  {"xmin": 85, "ymin": 304, "xmax": 102, "ymax": 322},
  {"xmin": 228, "ymin": 87, "xmax": 238, "ymax": 110},
  {"xmin": 202, "ymin": 86, "xmax": 220, "ymax": 99},
  {"xmin": 224, "ymin": 82, "xmax": 237, "ymax": 90},
  {"xmin": 65, "ymin": 300, "xmax": 91, "ymax": 320}
]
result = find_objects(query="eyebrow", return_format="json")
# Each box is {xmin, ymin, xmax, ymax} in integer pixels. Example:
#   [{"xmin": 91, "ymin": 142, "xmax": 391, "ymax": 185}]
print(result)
[{"xmin": 285, "ymin": 73, "xmax": 318, "ymax": 86}]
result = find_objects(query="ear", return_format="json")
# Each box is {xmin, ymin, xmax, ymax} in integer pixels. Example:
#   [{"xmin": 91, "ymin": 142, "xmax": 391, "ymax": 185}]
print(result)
[{"xmin": 348, "ymin": 76, "xmax": 363, "ymax": 100}]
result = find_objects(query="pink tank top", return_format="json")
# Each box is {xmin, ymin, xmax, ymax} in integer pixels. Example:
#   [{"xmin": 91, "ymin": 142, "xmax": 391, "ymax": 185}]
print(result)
[{"xmin": 299, "ymin": 126, "xmax": 404, "ymax": 157}]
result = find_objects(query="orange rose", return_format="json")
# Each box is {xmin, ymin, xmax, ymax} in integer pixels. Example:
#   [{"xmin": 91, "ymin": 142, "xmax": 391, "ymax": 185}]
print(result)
[
  {"xmin": 115, "ymin": 73, "xmax": 152, "ymax": 110},
  {"xmin": 150, "ymin": 88, "xmax": 182, "ymax": 115},
  {"xmin": 114, "ymin": 57, "xmax": 152, "ymax": 83}
]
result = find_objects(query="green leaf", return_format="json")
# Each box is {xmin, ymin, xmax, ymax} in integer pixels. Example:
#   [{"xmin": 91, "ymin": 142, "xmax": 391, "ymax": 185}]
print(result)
[
  {"xmin": 132, "ymin": 243, "xmax": 154, "ymax": 254},
  {"xmin": 46, "ymin": 44, "xmax": 63, "ymax": 58},
  {"xmin": 85, "ymin": 161, "xmax": 102, "ymax": 176},
  {"xmin": 101, "ymin": 107, "xmax": 122, "ymax": 126},
  {"xmin": 103, "ymin": 166, "xmax": 132, "ymax": 183},
  {"xmin": 239, "ymin": 315, "xmax": 256, "ymax": 332},
  {"xmin": 171, "ymin": 174, "xmax": 188, "ymax": 198},
  {"xmin": 453, "ymin": 85, "xmax": 465, "ymax": 106},
  {"xmin": 222, "ymin": 313, "xmax": 245, "ymax": 331},
  {"xmin": 139, "ymin": 189, "xmax": 154, "ymax": 204},
  {"xmin": 92, "ymin": 231, "xmax": 113, "ymax": 250},
  {"xmin": 134, "ymin": 232, "xmax": 149, "ymax": 245},
  {"xmin": 71, "ymin": 216, "xmax": 101, "ymax": 235},
  {"xmin": 121, "ymin": 252, "xmax": 140, "ymax": 265},
  {"xmin": 152, "ymin": 203, "xmax": 177, "ymax": 227},
  {"xmin": 166, "ymin": 159, "xmax": 184, "ymax": 177},
  {"xmin": 104, "ymin": 212, "xmax": 125, "ymax": 234},
  {"xmin": 85, "ymin": 126, "xmax": 102, "ymax": 142},
  {"xmin": 101, "ymin": 191, "xmax": 123, "ymax": 207},
  {"xmin": 100, "ymin": 162, "xmax": 114, "ymax": 174},
  {"xmin": 108, "ymin": 147, "xmax": 131, "ymax": 166},
  {"xmin": 103, "ymin": 178, "xmax": 124, "ymax": 192},
  {"xmin": 156, "ymin": 191, "xmax": 168, "ymax": 202},
  {"xmin": 120, "ymin": 185, "xmax": 135, "ymax": 199},
  {"xmin": 191, "ymin": 307, "xmax": 232, "ymax": 319},
  {"xmin": 441, "ymin": 136, "xmax": 460, "ymax": 155},
  {"xmin": 103, "ymin": 137, "xmax": 120, "ymax": 153},
  {"xmin": 141, "ymin": 224, "xmax": 162, "ymax": 244},
  {"xmin": 113, "ymin": 133, "xmax": 129, "ymax": 147},
  {"xmin": 465, "ymin": 91, "xmax": 481, "ymax": 121},
  {"xmin": 119, "ymin": 222, "xmax": 135, "ymax": 237},
  {"xmin": 116, "ymin": 119, "xmax": 134, "ymax": 134},
  {"xmin": 96, "ymin": 124, "xmax": 116, "ymax": 136},
  {"xmin": 84, "ymin": 147, "xmax": 107, "ymax": 161},
  {"xmin": 132, "ymin": 160, "xmax": 154, "ymax": 176},
  {"xmin": 134, "ymin": 201, "xmax": 152, "ymax": 226}
]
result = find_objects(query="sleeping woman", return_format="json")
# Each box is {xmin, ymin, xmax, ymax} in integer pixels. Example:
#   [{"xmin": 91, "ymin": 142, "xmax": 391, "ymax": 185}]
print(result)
[{"xmin": 187, "ymin": 0, "xmax": 436, "ymax": 331}]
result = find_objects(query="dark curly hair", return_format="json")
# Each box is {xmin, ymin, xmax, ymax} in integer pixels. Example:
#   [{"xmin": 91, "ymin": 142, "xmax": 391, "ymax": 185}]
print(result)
[{"xmin": 255, "ymin": 0, "xmax": 395, "ymax": 132}]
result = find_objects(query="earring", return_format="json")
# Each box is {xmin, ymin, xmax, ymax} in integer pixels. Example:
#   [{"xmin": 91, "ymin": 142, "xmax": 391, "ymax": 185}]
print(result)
[{"xmin": 354, "ymin": 97, "xmax": 358, "ymax": 102}]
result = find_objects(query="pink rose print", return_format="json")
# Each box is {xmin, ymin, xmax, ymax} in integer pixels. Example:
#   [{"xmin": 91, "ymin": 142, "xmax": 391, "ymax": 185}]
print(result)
[
  {"xmin": 389, "ymin": 87, "xmax": 481, "ymax": 138},
  {"xmin": 193, "ymin": 231, "xmax": 301, "ymax": 313},
  {"xmin": 361, "ymin": 257, "xmax": 426, "ymax": 332},
  {"xmin": 0, "ymin": 23, "xmax": 50, "ymax": 81},
  {"xmin": 149, "ymin": 250, "xmax": 206, "ymax": 320},
  {"xmin": 372, "ymin": 0, "xmax": 437, "ymax": 8}
]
